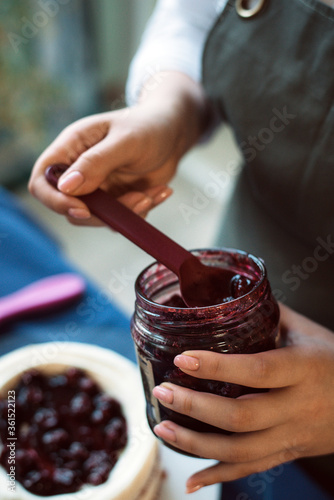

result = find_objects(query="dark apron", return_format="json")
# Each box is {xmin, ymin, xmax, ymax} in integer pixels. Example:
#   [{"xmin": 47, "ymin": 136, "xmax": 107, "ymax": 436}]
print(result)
[{"xmin": 202, "ymin": 0, "xmax": 334, "ymax": 497}]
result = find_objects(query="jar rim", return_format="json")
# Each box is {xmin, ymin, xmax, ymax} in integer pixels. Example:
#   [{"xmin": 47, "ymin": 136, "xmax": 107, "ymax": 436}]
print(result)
[{"xmin": 134, "ymin": 247, "xmax": 268, "ymax": 318}]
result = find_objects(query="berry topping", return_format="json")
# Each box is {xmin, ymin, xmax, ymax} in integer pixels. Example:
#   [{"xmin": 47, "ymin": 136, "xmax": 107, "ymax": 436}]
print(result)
[
  {"xmin": 230, "ymin": 274, "xmax": 255, "ymax": 298},
  {"xmin": 0, "ymin": 367, "xmax": 127, "ymax": 496},
  {"xmin": 163, "ymin": 270, "xmax": 256, "ymax": 308}
]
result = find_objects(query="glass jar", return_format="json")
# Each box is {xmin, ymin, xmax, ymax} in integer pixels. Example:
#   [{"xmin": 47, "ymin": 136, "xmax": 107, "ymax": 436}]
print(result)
[{"xmin": 131, "ymin": 248, "xmax": 280, "ymax": 444}]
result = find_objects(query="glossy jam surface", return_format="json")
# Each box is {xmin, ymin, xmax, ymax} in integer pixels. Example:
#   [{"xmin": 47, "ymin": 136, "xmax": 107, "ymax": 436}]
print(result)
[
  {"xmin": 131, "ymin": 249, "xmax": 280, "ymax": 444},
  {"xmin": 164, "ymin": 271, "xmax": 256, "ymax": 308},
  {"xmin": 0, "ymin": 368, "xmax": 127, "ymax": 496}
]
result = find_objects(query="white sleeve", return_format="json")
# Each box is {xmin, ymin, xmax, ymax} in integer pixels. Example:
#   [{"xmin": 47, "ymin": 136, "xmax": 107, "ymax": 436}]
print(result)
[{"xmin": 126, "ymin": 0, "xmax": 224, "ymax": 105}]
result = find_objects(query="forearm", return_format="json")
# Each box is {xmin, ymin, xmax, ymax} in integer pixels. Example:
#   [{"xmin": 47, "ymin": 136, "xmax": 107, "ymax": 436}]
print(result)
[
  {"xmin": 126, "ymin": 0, "xmax": 219, "ymax": 105},
  {"xmin": 136, "ymin": 70, "xmax": 212, "ymax": 161}
]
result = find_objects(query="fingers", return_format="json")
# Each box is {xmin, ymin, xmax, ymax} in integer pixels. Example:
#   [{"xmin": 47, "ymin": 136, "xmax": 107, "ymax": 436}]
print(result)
[
  {"xmin": 59, "ymin": 185, "xmax": 173, "ymax": 227},
  {"xmin": 186, "ymin": 448, "xmax": 297, "ymax": 493},
  {"xmin": 56, "ymin": 137, "xmax": 127, "ymax": 196},
  {"xmin": 173, "ymin": 347, "xmax": 309, "ymax": 389},
  {"xmin": 32, "ymin": 124, "xmax": 120, "ymax": 201},
  {"xmin": 29, "ymin": 171, "xmax": 91, "ymax": 220},
  {"xmin": 151, "ymin": 308, "xmax": 334, "ymax": 494},
  {"xmin": 143, "ymin": 184, "xmax": 174, "ymax": 208},
  {"xmin": 153, "ymin": 383, "xmax": 290, "ymax": 433},
  {"xmin": 53, "ymin": 111, "xmax": 142, "ymax": 197},
  {"xmin": 29, "ymin": 109, "xmax": 175, "ymax": 222},
  {"xmin": 29, "ymin": 111, "xmax": 127, "ymax": 200},
  {"xmin": 154, "ymin": 420, "xmax": 297, "ymax": 465},
  {"xmin": 28, "ymin": 115, "xmax": 109, "ymax": 213},
  {"xmin": 118, "ymin": 185, "xmax": 173, "ymax": 216},
  {"xmin": 56, "ymin": 186, "xmax": 173, "ymax": 227}
]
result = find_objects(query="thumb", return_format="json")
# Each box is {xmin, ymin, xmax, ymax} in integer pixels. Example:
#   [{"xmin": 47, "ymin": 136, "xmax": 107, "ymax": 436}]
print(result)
[{"xmin": 57, "ymin": 137, "xmax": 122, "ymax": 196}]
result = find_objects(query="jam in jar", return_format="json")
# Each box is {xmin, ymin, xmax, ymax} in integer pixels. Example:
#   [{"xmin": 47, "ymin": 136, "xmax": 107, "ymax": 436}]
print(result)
[{"xmin": 131, "ymin": 248, "xmax": 280, "ymax": 446}]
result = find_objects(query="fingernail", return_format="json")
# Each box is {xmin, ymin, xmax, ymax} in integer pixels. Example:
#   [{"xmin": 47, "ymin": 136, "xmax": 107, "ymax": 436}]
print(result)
[
  {"xmin": 174, "ymin": 354, "xmax": 199, "ymax": 371},
  {"xmin": 58, "ymin": 171, "xmax": 85, "ymax": 193},
  {"xmin": 152, "ymin": 385, "xmax": 174, "ymax": 404},
  {"xmin": 186, "ymin": 484, "xmax": 204, "ymax": 494},
  {"xmin": 153, "ymin": 187, "xmax": 173, "ymax": 205},
  {"xmin": 154, "ymin": 422, "xmax": 177, "ymax": 442},
  {"xmin": 68, "ymin": 207, "xmax": 91, "ymax": 219},
  {"xmin": 133, "ymin": 196, "xmax": 153, "ymax": 215}
]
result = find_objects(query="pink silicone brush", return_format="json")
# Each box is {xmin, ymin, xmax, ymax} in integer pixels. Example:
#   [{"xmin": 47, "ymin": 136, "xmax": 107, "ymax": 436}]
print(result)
[{"xmin": 0, "ymin": 273, "xmax": 85, "ymax": 325}]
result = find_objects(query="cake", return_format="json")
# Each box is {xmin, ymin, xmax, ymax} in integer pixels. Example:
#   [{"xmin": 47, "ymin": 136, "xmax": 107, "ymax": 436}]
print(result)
[{"xmin": 0, "ymin": 342, "xmax": 163, "ymax": 500}]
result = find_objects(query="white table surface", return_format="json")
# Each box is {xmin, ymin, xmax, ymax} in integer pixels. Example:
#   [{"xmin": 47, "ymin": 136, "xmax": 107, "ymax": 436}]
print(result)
[{"xmin": 159, "ymin": 446, "xmax": 220, "ymax": 500}]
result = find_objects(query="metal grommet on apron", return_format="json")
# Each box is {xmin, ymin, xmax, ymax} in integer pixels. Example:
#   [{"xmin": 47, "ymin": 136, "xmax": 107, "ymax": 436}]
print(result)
[{"xmin": 235, "ymin": 0, "xmax": 267, "ymax": 18}]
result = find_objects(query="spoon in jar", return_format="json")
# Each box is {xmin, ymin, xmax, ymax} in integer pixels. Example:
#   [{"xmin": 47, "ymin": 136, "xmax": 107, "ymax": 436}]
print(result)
[{"xmin": 45, "ymin": 164, "xmax": 229, "ymax": 308}]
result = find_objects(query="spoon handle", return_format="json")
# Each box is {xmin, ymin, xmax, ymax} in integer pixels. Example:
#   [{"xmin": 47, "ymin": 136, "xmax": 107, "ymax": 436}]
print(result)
[{"xmin": 45, "ymin": 165, "xmax": 192, "ymax": 277}]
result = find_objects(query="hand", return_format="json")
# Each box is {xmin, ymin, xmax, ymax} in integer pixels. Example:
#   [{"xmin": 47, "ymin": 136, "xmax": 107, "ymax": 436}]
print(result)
[
  {"xmin": 29, "ymin": 72, "xmax": 209, "ymax": 226},
  {"xmin": 152, "ymin": 304, "xmax": 334, "ymax": 493}
]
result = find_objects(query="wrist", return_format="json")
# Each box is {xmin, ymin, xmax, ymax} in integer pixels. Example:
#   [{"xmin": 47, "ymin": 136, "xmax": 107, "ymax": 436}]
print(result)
[{"xmin": 136, "ymin": 71, "xmax": 211, "ymax": 158}]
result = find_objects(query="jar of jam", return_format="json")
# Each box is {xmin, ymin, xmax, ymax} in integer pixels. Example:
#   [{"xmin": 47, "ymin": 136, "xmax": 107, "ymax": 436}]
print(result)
[{"xmin": 131, "ymin": 248, "xmax": 280, "ymax": 443}]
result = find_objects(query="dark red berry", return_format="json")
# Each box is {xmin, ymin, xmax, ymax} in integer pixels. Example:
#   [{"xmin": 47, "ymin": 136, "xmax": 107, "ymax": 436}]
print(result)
[
  {"xmin": 42, "ymin": 428, "xmax": 69, "ymax": 453},
  {"xmin": 67, "ymin": 442, "xmax": 89, "ymax": 462},
  {"xmin": 230, "ymin": 274, "xmax": 255, "ymax": 298},
  {"xmin": 33, "ymin": 408, "xmax": 58, "ymax": 430},
  {"xmin": 69, "ymin": 392, "xmax": 92, "ymax": 418},
  {"xmin": 105, "ymin": 417, "xmax": 127, "ymax": 450},
  {"xmin": 0, "ymin": 367, "xmax": 127, "ymax": 496}
]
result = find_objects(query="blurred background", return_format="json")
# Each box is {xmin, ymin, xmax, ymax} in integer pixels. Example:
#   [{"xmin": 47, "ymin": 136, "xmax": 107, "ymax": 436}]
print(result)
[
  {"xmin": 1, "ymin": 0, "xmax": 239, "ymax": 315},
  {"xmin": 0, "ymin": 0, "xmax": 156, "ymax": 186}
]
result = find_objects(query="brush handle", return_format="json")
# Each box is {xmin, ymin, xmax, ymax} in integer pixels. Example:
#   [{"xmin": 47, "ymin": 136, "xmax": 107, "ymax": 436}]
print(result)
[{"xmin": 0, "ymin": 274, "xmax": 85, "ymax": 324}]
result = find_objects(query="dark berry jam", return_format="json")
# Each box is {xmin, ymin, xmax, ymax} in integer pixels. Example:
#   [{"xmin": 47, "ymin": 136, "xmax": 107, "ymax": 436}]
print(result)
[
  {"xmin": 164, "ymin": 271, "xmax": 256, "ymax": 308},
  {"xmin": 0, "ymin": 367, "xmax": 127, "ymax": 496},
  {"xmin": 131, "ymin": 248, "xmax": 280, "ymax": 452}
]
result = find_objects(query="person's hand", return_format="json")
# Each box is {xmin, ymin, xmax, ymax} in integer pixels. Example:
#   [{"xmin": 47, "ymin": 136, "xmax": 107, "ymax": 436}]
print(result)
[
  {"xmin": 29, "ymin": 107, "xmax": 176, "ymax": 226},
  {"xmin": 152, "ymin": 304, "xmax": 334, "ymax": 494},
  {"xmin": 29, "ymin": 72, "xmax": 209, "ymax": 226}
]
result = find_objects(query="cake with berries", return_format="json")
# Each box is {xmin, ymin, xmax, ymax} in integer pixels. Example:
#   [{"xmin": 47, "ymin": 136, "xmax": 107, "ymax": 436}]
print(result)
[{"xmin": 0, "ymin": 343, "xmax": 163, "ymax": 500}]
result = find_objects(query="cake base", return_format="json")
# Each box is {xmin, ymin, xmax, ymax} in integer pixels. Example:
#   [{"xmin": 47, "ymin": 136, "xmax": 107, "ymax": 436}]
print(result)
[{"xmin": 0, "ymin": 343, "xmax": 163, "ymax": 500}]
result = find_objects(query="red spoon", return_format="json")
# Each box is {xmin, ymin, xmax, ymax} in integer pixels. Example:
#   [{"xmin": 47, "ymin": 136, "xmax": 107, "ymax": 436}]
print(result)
[{"xmin": 45, "ymin": 164, "xmax": 228, "ymax": 308}]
